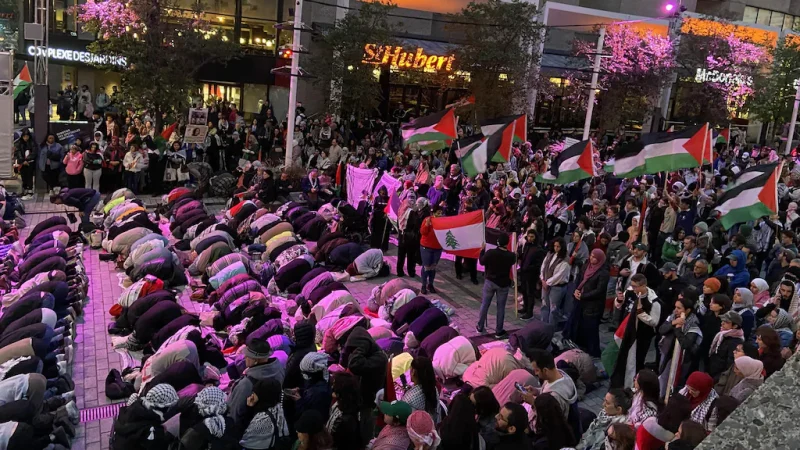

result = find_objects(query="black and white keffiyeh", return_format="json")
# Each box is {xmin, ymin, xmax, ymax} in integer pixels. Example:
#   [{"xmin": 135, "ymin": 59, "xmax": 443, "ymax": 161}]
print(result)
[
  {"xmin": 128, "ymin": 383, "xmax": 179, "ymax": 420},
  {"xmin": 300, "ymin": 352, "xmax": 329, "ymax": 381},
  {"xmin": 195, "ymin": 386, "xmax": 227, "ymax": 438}
]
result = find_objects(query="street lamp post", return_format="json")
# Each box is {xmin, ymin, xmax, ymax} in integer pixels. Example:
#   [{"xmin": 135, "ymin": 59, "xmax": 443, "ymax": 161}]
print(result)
[
  {"xmin": 582, "ymin": 26, "xmax": 605, "ymax": 141},
  {"xmin": 285, "ymin": 0, "xmax": 303, "ymax": 168},
  {"xmin": 786, "ymin": 77, "xmax": 800, "ymax": 155}
]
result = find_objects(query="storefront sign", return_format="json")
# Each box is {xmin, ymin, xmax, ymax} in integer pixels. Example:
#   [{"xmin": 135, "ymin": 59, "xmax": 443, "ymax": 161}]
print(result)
[
  {"xmin": 363, "ymin": 44, "xmax": 455, "ymax": 72},
  {"xmin": 694, "ymin": 68, "xmax": 752, "ymax": 86},
  {"xmin": 27, "ymin": 46, "xmax": 127, "ymax": 67}
]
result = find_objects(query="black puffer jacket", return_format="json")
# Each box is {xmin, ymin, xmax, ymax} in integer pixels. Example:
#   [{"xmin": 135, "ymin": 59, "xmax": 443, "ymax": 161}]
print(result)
[
  {"xmin": 341, "ymin": 327, "xmax": 387, "ymax": 405},
  {"xmin": 112, "ymin": 401, "xmax": 173, "ymax": 450},
  {"xmin": 284, "ymin": 321, "xmax": 317, "ymax": 389}
]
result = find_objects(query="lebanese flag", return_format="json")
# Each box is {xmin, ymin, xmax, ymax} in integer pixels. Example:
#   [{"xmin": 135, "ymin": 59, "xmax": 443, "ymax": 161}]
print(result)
[
  {"xmin": 715, "ymin": 162, "xmax": 780, "ymax": 230},
  {"xmin": 401, "ymin": 109, "xmax": 458, "ymax": 145},
  {"xmin": 611, "ymin": 124, "xmax": 708, "ymax": 178},
  {"xmin": 432, "ymin": 210, "xmax": 485, "ymax": 258},
  {"xmin": 536, "ymin": 139, "xmax": 596, "ymax": 185}
]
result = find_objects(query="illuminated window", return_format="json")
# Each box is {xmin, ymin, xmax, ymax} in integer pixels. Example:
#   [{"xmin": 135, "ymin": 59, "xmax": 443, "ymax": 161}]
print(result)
[
  {"xmin": 771, "ymin": 12, "xmax": 785, "ymax": 28},
  {"xmin": 743, "ymin": 6, "xmax": 757, "ymax": 24},
  {"xmin": 756, "ymin": 9, "xmax": 771, "ymax": 25},
  {"xmin": 742, "ymin": 6, "xmax": 798, "ymax": 30}
]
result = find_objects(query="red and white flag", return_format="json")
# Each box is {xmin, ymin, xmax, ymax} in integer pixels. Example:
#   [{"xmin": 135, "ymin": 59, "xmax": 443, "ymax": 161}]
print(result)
[{"xmin": 432, "ymin": 210, "xmax": 485, "ymax": 258}]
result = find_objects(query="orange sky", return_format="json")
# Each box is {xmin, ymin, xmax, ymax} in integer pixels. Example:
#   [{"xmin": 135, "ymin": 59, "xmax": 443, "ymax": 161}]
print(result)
[{"xmin": 393, "ymin": 0, "xmax": 472, "ymax": 14}]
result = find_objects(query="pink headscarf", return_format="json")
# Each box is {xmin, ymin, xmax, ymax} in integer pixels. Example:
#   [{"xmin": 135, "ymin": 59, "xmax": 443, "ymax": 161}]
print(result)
[
  {"xmin": 577, "ymin": 249, "xmax": 607, "ymax": 291},
  {"xmin": 734, "ymin": 356, "xmax": 764, "ymax": 380}
]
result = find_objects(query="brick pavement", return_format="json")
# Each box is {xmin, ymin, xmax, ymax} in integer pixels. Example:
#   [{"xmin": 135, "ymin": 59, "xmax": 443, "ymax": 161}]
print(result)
[{"xmin": 17, "ymin": 194, "xmax": 609, "ymax": 450}]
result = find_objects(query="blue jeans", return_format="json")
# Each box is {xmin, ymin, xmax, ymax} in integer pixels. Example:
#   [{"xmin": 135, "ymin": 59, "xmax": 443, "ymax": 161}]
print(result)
[
  {"xmin": 82, "ymin": 191, "xmax": 101, "ymax": 224},
  {"xmin": 478, "ymin": 279, "xmax": 509, "ymax": 333},
  {"xmin": 541, "ymin": 284, "xmax": 568, "ymax": 326},
  {"xmin": 420, "ymin": 246, "xmax": 442, "ymax": 287}
]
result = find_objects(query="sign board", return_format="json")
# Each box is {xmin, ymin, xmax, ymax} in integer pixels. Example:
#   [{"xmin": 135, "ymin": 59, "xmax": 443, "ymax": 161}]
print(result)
[
  {"xmin": 184, "ymin": 107, "xmax": 209, "ymax": 144},
  {"xmin": 363, "ymin": 44, "xmax": 456, "ymax": 72},
  {"xmin": 27, "ymin": 45, "xmax": 127, "ymax": 67},
  {"xmin": 694, "ymin": 68, "xmax": 753, "ymax": 86},
  {"xmin": 50, "ymin": 120, "xmax": 95, "ymax": 146}
]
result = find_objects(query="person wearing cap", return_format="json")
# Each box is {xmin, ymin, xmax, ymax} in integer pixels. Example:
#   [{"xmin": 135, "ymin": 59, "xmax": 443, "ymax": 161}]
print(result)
[
  {"xmin": 707, "ymin": 310, "xmax": 745, "ymax": 380},
  {"xmin": 713, "ymin": 249, "xmax": 751, "ymax": 292},
  {"xmin": 294, "ymin": 410, "xmax": 333, "ymax": 450},
  {"xmin": 656, "ymin": 262, "xmax": 687, "ymax": 311},
  {"xmin": 372, "ymin": 400, "xmax": 412, "ymax": 450},
  {"xmin": 227, "ymin": 338, "xmax": 285, "ymax": 424},
  {"xmin": 656, "ymin": 293, "xmax": 702, "ymax": 395}
]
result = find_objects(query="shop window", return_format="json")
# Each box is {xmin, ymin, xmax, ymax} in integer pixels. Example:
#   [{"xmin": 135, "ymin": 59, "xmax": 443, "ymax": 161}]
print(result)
[
  {"xmin": 785, "ymin": 15, "xmax": 795, "ymax": 31},
  {"xmin": 242, "ymin": 0, "xmax": 278, "ymax": 21},
  {"xmin": 205, "ymin": 0, "xmax": 235, "ymax": 16},
  {"xmin": 203, "ymin": 83, "xmax": 241, "ymax": 109},
  {"xmin": 52, "ymin": 0, "xmax": 77, "ymax": 33},
  {"xmin": 240, "ymin": 18, "xmax": 279, "ymax": 51},
  {"xmin": 756, "ymin": 8, "xmax": 771, "ymax": 25},
  {"xmin": 770, "ymin": 11, "xmax": 785, "ymax": 28},
  {"xmin": 743, "ymin": 6, "xmax": 758, "ymax": 24}
]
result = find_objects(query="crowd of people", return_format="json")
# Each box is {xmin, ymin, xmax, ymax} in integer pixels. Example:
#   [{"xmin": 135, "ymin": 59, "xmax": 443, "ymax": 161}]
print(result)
[
  {"xmin": 0, "ymin": 201, "xmax": 84, "ymax": 449},
  {"xmin": 12, "ymin": 98, "xmax": 800, "ymax": 450}
]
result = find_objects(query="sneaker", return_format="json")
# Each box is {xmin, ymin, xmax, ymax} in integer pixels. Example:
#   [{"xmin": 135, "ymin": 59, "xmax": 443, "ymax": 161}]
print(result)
[
  {"xmin": 61, "ymin": 390, "xmax": 75, "ymax": 402},
  {"xmin": 50, "ymin": 426, "xmax": 71, "ymax": 448},
  {"xmin": 427, "ymin": 284, "xmax": 437, "ymax": 294},
  {"xmin": 476, "ymin": 325, "xmax": 485, "ymax": 334},
  {"xmin": 70, "ymin": 301, "xmax": 83, "ymax": 316},
  {"xmin": 520, "ymin": 313, "xmax": 534, "ymax": 320},
  {"xmin": 495, "ymin": 330, "xmax": 508, "ymax": 339},
  {"xmin": 57, "ymin": 361, "xmax": 67, "ymax": 376},
  {"xmin": 64, "ymin": 400, "xmax": 79, "ymax": 424},
  {"xmin": 420, "ymin": 286, "xmax": 428, "ymax": 295},
  {"xmin": 64, "ymin": 344, "xmax": 74, "ymax": 364}
]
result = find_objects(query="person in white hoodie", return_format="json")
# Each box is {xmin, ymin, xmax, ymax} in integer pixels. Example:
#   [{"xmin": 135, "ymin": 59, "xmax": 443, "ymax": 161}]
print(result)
[
  {"xmin": 522, "ymin": 348, "xmax": 578, "ymax": 420},
  {"xmin": 431, "ymin": 335, "xmax": 477, "ymax": 380}
]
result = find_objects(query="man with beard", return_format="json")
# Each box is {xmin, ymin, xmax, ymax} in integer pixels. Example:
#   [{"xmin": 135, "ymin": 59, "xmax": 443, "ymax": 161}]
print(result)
[
  {"xmin": 680, "ymin": 259, "xmax": 709, "ymax": 293},
  {"xmin": 518, "ymin": 229, "xmax": 546, "ymax": 320},
  {"xmin": 493, "ymin": 402, "xmax": 533, "ymax": 450}
]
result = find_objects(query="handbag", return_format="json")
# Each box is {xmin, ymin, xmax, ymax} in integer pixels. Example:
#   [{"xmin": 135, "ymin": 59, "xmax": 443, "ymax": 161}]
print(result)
[
  {"xmin": 164, "ymin": 168, "xmax": 177, "ymax": 182},
  {"xmin": 177, "ymin": 167, "xmax": 190, "ymax": 182}
]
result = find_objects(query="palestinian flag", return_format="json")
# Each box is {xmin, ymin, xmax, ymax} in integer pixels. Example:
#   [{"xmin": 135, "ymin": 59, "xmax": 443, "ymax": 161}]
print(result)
[
  {"xmin": 401, "ymin": 109, "xmax": 457, "ymax": 145},
  {"xmin": 432, "ymin": 210, "xmax": 485, "ymax": 258},
  {"xmin": 536, "ymin": 140, "xmax": 596, "ymax": 185},
  {"xmin": 611, "ymin": 124, "xmax": 709, "ymax": 178},
  {"xmin": 716, "ymin": 128, "xmax": 730, "ymax": 145},
  {"xmin": 454, "ymin": 133, "xmax": 489, "ymax": 178},
  {"xmin": 384, "ymin": 189, "xmax": 401, "ymax": 228},
  {"xmin": 481, "ymin": 115, "xmax": 525, "ymax": 162},
  {"xmin": 715, "ymin": 162, "xmax": 780, "ymax": 230},
  {"xmin": 12, "ymin": 64, "xmax": 31, "ymax": 99},
  {"xmin": 446, "ymin": 94, "xmax": 475, "ymax": 109},
  {"xmin": 730, "ymin": 162, "xmax": 779, "ymax": 187},
  {"xmin": 161, "ymin": 122, "xmax": 178, "ymax": 140}
]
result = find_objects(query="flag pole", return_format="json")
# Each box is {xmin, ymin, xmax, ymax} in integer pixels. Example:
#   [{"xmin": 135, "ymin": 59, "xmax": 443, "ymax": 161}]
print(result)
[
  {"xmin": 513, "ymin": 231, "xmax": 519, "ymax": 319},
  {"xmin": 664, "ymin": 341, "xmax": 682, "ymax": 404},
  {"xmin": 727, "ymin": 122, "xmax": 731, "ymax": 153}
]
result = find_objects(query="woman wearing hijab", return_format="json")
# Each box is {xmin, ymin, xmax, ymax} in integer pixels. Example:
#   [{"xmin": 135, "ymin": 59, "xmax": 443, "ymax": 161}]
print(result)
[
  {"xmin": 766, "ymin": 307, "xmax": 795, "ymax": 347},
  {"xmin": 112, "ymin": 383, "xmax": 179, "ymax": 450},
  {"xmin": 175, "ymin": 386, "xmax": 237, "ymax": 450},
  {"xmin": 564, "ymin": 248, "xmax": 609, "ymax": 357},
  {"xmin": 657, "ymin": 296, "xmax": 702, "ymax": 396},
  {"xmin": 240, "ymin": 379, "xmax": 290, "ymax": 450},
  {"xmin": 728, "ymin": 356, "xmax": 764, "ymax": 403},
  {"xmin": 713, "ymin": 250, "xmax": 751, "ymax": 292},
  {"xmin": 732, "ymin": 287, "xmax": 756, "ymax": 341},
  {"xmin": 679, "ymin": 372, "xmax": 718, "ymax": 429},
  {"xmin": 750, "ymin": 278, "xmax": 771, "ymax": 308}
]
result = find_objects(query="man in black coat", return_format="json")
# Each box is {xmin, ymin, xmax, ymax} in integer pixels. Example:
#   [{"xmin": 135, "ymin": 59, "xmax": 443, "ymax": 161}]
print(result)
[
  {"xmin": 518, "ymin": 228, "xmax": 546, "ymax": 320},
  {"xmin": 50, "ymin": 188, "xmax": 100, "ymax": 225}
]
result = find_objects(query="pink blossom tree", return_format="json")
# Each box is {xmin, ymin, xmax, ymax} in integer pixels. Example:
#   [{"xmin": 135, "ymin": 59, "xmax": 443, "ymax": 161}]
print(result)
[
  {"xmin": 570, "ymin": 24, "xmax": 675, "ymax": 133},
  {"xmin": 73, "ymin": 0, "xmax": 238, "ymax": 131}
]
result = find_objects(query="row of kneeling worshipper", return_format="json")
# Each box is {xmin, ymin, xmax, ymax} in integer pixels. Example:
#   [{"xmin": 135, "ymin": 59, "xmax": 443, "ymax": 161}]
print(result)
[{"xmin": 0, "ymin": 214, "xmax": 84, "ymax": 449}]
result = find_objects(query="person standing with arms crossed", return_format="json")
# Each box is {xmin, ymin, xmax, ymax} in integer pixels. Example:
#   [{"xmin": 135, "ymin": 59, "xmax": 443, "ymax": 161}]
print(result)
[{"xmin": 476, "ymin": 234, "xmax": 517, "ymax": 338}]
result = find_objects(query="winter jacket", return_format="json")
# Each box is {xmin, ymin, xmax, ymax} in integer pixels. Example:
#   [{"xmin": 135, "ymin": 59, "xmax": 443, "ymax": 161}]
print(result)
[
  {"xmin": 432, "ymin": 335, "xmax": 477, "ymax": 379},
  {"xmin": 284, "ymin": 321, "xmax": 316, "ymax": 389},
  {"xmin": 463, "ymin": 347, "xmax": 524, "ymax": 388},
  {"xmin": 713, "ymin": 249, "xmax": 751, "ymax": 292},
  {"xmin": 341, "ymin": 327, "xmax": 387, "ymax": 405},
  {"xmin": 707, "ymin": 334, "xmax": 744, "ymax": 380},
  {"xmin": 112, "ymin": 401, "xmax": 173, "ymax": 450}
]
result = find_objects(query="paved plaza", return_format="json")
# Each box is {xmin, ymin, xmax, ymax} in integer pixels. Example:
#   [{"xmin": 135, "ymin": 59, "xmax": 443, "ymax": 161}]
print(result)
[{"xmin": 17, "ymin": 194, "xmax": 609, "ymax": 450}]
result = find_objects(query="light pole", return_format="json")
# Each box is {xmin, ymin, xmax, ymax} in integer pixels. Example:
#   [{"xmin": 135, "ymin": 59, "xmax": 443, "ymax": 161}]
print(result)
[
  {"xmin": 786, "ymin": 73, "xmax": 800, "ymax": 155},
  {"xmin": 285, "ymin": 0, "xmax": 303, "ymax": 168},
  {"xmin": 582, "ymin": 26, "xmax": 605, "ymax": 141},
  {"xmin": 658, "ymin": 1, "xmax": 685, "ymax": 130}
]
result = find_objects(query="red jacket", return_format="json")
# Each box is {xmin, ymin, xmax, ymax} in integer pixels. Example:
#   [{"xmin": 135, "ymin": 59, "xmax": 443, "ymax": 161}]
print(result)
[{"xmin": 420, "ymin": 216, "xmax": 442, "ymax": 250}]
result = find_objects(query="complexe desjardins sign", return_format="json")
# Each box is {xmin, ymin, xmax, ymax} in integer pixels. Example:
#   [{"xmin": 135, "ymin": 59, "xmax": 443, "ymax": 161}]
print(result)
[
  {"xmin": 363, "ymin": 44, "xmax": 456, "ymax": 72},
  {"xmin": 27, "ymin": 46, "xmax": 128, "ymax": 67}
]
